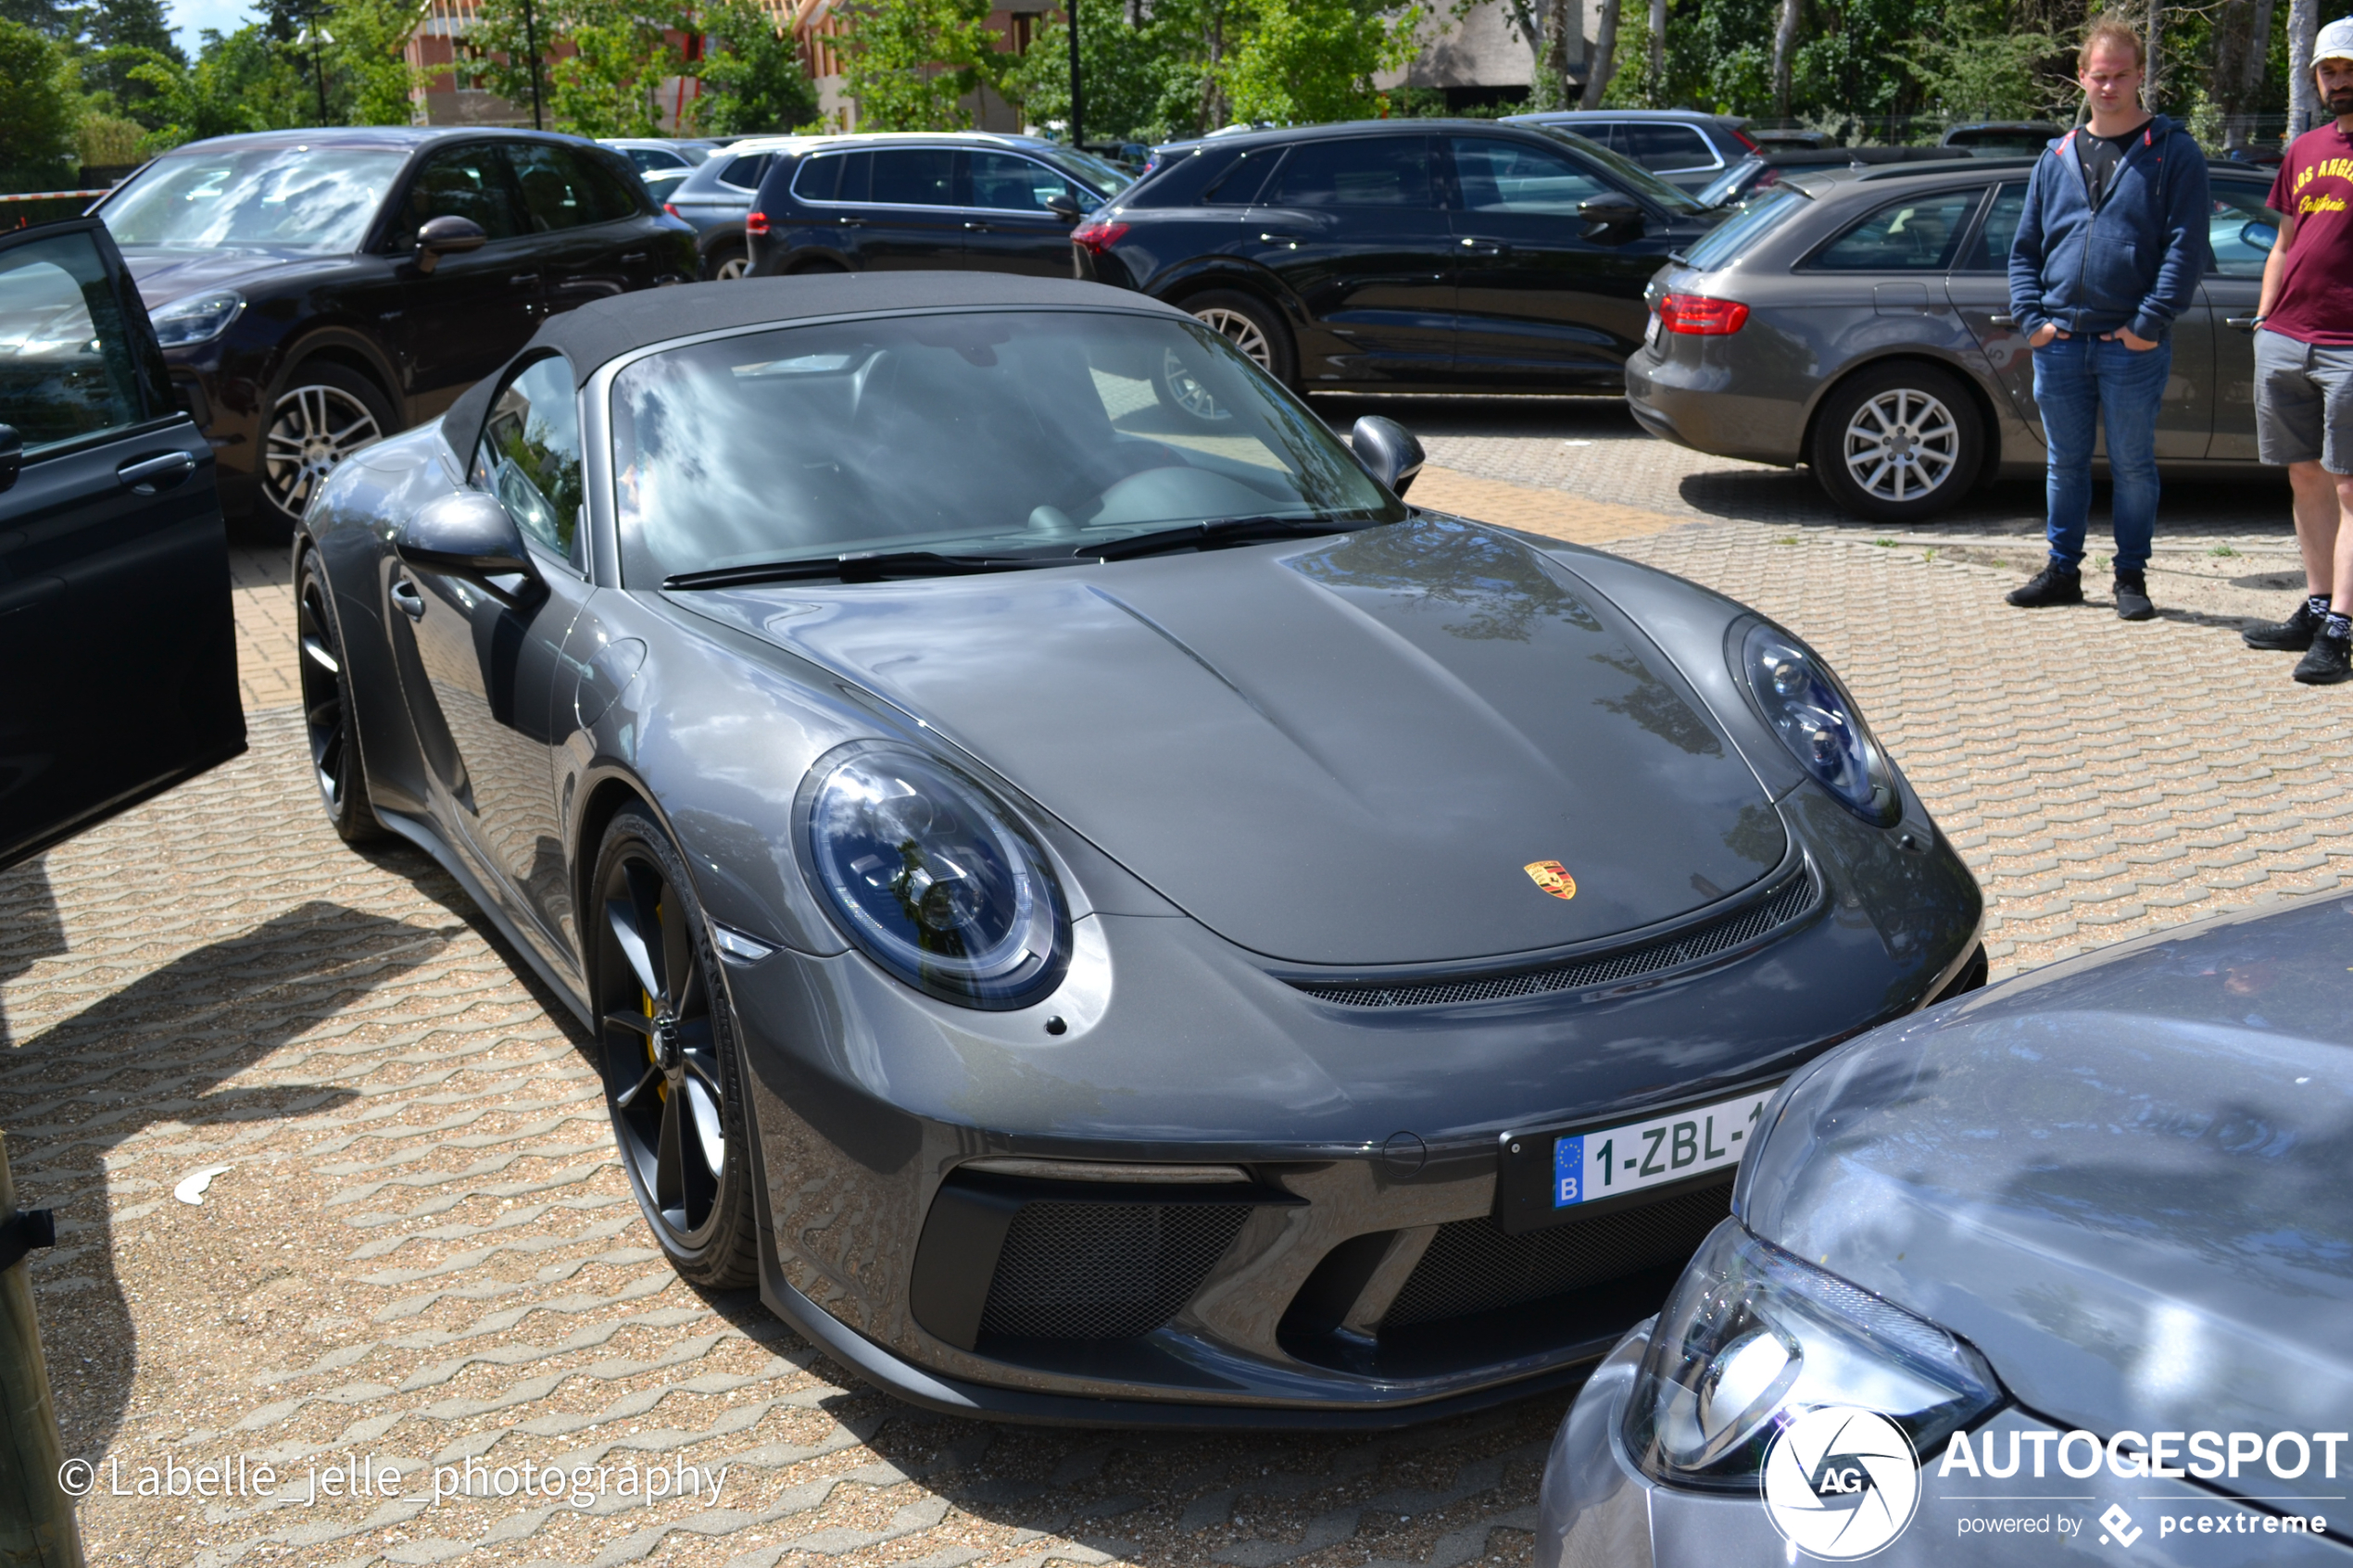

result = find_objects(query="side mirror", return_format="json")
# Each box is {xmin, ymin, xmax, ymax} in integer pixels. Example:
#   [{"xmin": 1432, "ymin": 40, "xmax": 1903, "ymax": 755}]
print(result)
[
  {"xmin": 394, "ymin": 489, "xmax": 539, "ymax": 601},
  {"xmin": 2242, "ymin": 220, "xmax": 2279, "ymax": 253},
  {"xmin": 1350, "ymin": 414, "xmax": 1425, "ymax": 497},
  {"xmin": 1579, "ymin": 195, "xmax": 1646, "ymax": 242},
  {"xmin": 414, "ymin": 214, "xmax": 488, "ymax": 275},
  {"xmin": 1043, "ymin": 191, "xmax": 1083, "ymax": 224},
  {"xmin": 0, "ymin": 424, "xmax": 19, "ymax": 495}
]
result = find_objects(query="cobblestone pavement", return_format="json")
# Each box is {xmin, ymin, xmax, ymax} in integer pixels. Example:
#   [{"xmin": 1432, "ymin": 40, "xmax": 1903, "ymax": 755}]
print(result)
[{"xmin": 5, "ymin": 402, "xmax": 2347, "ymax": 1566}]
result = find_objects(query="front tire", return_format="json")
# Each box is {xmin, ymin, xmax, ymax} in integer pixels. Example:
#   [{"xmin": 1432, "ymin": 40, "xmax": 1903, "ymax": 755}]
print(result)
[
  {"xmin": 593, "ymin": 803, "xmax": 759, "ymax": 1288},
  {"xmin": 296, "ymin": 550, "xmax": 387, "ymax": 845},
  {"xmin": 259, "ymin": 362, "xmax": 394, "ymax": 542},
  {"xmin": 1808, "ymin": 362, "xmax": 1982, "ymax": 522}
]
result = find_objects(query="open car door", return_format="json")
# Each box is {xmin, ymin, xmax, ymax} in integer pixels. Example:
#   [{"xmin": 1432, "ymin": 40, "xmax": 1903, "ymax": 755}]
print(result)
[{"xmin": 0, "ymin": 218, "xmax": 245, "ymax": 871}]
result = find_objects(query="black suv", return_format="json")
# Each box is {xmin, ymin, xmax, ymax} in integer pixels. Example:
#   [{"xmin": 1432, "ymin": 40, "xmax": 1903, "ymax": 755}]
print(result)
[
  {"xmin": 94, "ymin": 127, "xmax": 697, "ymax": 536},
  {"xmin": 1074, "ymin": 119, "xmax": 1722, "ymax": 393},
  {"xmin": 742, "ymin": 132, "xmax": 1135, "ymax": 278}
]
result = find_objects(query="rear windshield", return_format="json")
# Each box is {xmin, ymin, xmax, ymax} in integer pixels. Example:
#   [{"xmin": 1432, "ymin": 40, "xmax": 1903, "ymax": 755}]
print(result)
[{"xmin": 1680, "ymin": 187, "xmax": 1804, "ymax": 270}]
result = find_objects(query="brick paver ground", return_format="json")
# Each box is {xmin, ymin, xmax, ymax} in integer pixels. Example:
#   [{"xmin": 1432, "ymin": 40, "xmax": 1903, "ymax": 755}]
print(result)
[{"xmin": 6, "ymin": 402, "xmax": 2347, "ymax": 1567}]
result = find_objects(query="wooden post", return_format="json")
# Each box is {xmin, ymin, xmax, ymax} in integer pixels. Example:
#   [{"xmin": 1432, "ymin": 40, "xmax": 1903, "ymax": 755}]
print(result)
[{"xmin": 0, "ymin": 1132, "xmax": 80, "ymax": 1568}]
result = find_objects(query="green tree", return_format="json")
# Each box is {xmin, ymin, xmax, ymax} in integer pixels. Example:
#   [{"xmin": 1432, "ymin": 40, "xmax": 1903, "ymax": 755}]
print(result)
[
  {"xmin": 472, "ymin": 0, "xmax": 691, "ymax": 134},
  {"xmin": 329, "ymin": 0, "xmax": 431, "ymax": 124},
  {"xmin": 126, "ymin": 25, "xmax": 311, "ymax": 151},
  {"xmin": 1006, "ymin": 0, "xmax": 1200, "ymax": 141},
  {"xmin": 1219, "ymin": 0, "xmax": 1421, "ymax": 123},
  {"xmin": 691, "ymin": 0, "xmax": 820, "ymax": 133},
  {"xmin": 839, "ymin": 0, "xmax": 1005, "ymax": 130},
  {"xmin": 0, "ymin": 19, "xmax": 78, "ymax": 190}
]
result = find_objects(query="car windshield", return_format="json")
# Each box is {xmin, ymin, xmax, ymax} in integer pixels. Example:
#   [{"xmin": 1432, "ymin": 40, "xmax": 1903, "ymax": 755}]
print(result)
[
  {"xmin": 612, "ymin": 309, "xmax": 1404, "ymax": 584},
  {"xmin": 1680, "ymin": 187, "xmax": 1806, "ymax": 269},
  {"xmin": 1528, "ymin": 127, "xmax": 1708, "ymax": 216},
  {"xmin": 1040, "ymin": 146, "xmax": 1136, "ymax": 194},
  {"xmin": 101, "ymin": 145, "xmax": 407, "ymax": 252}
]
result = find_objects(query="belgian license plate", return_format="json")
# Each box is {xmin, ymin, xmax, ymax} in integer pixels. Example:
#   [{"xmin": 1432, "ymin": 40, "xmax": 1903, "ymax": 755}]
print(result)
[{"xmin": 1494, "ymin": 1085, "xmax": 1779, "ymax": 1232}]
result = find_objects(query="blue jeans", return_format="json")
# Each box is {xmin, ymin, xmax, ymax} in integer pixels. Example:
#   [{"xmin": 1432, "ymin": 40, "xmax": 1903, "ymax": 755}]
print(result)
[{"xmin": 2032, "ymin": 332, "xmax": 2171, "ymax": 574}]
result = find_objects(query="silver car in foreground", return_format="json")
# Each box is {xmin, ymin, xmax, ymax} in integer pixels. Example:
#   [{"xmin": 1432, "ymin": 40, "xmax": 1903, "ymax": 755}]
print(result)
[
  {"xmin": 1538, "ymin": 894, "xmax": 2353, "ymax": 1564},
  {"xmin": 1626, "ymin": 158, "xmax": 2284, "ymax": 522}
]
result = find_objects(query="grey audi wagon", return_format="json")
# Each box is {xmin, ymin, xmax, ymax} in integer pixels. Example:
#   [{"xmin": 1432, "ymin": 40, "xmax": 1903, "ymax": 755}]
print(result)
[{"xmin": 1626, "ymin": 158, "xmax": 2284, "ymax": 521}]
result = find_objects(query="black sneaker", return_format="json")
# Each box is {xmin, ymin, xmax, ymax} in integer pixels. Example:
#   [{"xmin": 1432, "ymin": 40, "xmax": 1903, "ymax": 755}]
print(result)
[
  {"xmin": 2246, "ymin": 600, "xmax": 2327, "ymax": 650},
  {"xmin": 2007, "ymin": 563, "xmax": 2083, "ymax": 608},
  {"xmin": 2114, "ymin": 569, "xmax": 2155, "ymax": 621},
  {"xmin": 2294, "ymin": 634, "xmax": 2352, "ymax": 685}
]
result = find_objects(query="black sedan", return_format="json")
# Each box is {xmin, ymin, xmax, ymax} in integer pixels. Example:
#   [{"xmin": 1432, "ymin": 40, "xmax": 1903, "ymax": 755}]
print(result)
[
  {"xmin": 297, "ymin": 272, "xmax": 1982, "ymax": 1424},
  {"xmin": 93, "ymin": 126, "xmax": 697, "ymax": 537},
  {"xmin": 1075, "ymin": 119, "xmax": 1721, "ymax": 393},
  {"xmin": 1628, "ymin": 159, "xmax": 2282, "ymax": 521},
  {"xmin": 1541, "ymin": 893, "xmax": 2353, "ymax": 1562}
]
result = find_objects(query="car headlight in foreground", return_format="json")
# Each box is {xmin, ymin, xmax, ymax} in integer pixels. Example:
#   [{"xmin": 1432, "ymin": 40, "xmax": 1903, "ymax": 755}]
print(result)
[
  {"xmin": 799, "ymin": 743, "xmax": 1069, "ymax": 1010},
  {"xmin": 1741, "ymin": 623, "xmax": 1898, "ymax": 825},
  {"xmin": 147, "ymin": 289, "xmax": 244, "ymax": 347},
  {"xmin": 1623, "ymin": 1219, "xmax": 2003, "ymax": 1489}
]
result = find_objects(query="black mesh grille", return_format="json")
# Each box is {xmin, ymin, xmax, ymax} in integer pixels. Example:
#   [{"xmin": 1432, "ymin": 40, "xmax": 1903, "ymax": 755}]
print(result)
[
  {"xmin": 1292, "ymin": 871, "xmax": 1817, "ymax": 1010},
  {"xmin": 1382, "ymin": 1180, "xmax": 1732, "ymax": 1328},
  {"xmin": 979, "ymin": 1201, "xmax": 1252, "ymax": 1340}
]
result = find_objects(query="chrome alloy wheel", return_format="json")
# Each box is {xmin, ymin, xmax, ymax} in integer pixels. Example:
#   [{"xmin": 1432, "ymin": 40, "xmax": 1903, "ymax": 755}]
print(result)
[
  {"xmin": 263, "ymin": 383, "xmax": 384, "ymax": 517},
  {"xmin": 1839, "ymin": 387, "xmax": 1960, "ymax": 505},
  {"xmin": 599, "ymin": 859, "xmax": 730, "ymax": 1245},
  {"xmin": 1192, "ymin": 305, "xmax": 1272, "ymax": 370},
  {"xmin": 714, "ymin": 253, "xmax": 751, "ymax": 281}
]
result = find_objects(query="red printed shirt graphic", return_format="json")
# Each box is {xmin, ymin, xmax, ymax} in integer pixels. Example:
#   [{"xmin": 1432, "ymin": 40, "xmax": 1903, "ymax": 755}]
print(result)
[{"xmin": 2265, "ymin": 121, "xmax": 2353, "ymax": 345}]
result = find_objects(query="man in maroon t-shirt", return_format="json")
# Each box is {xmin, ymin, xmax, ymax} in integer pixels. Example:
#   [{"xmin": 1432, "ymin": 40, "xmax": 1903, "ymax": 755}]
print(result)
[{"xmin": 2246, "ymin": 16, "xmax": 2353, "ymax": 683}]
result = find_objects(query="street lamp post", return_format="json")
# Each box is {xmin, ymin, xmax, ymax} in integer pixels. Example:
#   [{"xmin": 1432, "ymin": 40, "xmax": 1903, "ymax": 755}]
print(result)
[
  {"xmin": 1065, "ymin": 0, "xmax": 1081, "ymax": 148},
  {"xmin": 522, "ymin": 0, "xmax": 546, "ymax": 130},
  {"xmin": 296, "ymin": 5, "xmax": 332, "ymax": 121}
]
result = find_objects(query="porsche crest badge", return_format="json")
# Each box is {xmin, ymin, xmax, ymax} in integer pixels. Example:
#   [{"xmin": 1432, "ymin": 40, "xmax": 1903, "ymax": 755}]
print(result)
[{"xmin": 1523, "ymin": 860, "xmax": 1577, "ymax": 900}]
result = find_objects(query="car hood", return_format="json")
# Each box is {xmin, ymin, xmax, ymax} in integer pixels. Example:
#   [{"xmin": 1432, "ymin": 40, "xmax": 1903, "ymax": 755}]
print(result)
[
  {"xmin": 687, "ymin": 515, "xmax": 1785, "ymax": 967},
  {"xmin": 120, "ymin": 245, "xmax": 339, "ymax": 307},
  {"xmin": 1740, "ymin": 897, "xmax": 2353, "ymax": 1496}
]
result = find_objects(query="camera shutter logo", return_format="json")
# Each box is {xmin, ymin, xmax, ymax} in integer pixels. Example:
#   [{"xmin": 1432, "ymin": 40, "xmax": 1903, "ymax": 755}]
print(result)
[{"xmin": 1761, "ymin": 1406, "xmax": 1922, "ymax": 1560}]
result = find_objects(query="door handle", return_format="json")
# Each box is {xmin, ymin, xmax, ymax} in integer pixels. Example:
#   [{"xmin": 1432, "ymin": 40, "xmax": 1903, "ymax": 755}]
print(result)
[
  {"xmin": 836, "ymin": 216, "xmax": 863, "ymax": 227},
  {"xmin": 963, "ymin": 220, "xmax": 991, "ymax": 231},
  {"xmin": 390, "ymin": 578, "xmax": 426, "ymax": 620},
  {"xmin": 509, "ymin": 272, "xmax": 542, "ymax": 288},
  {"xmin": 2225, "ymin": 316, "xmax": 2261, "ymax": 332},
  {"xmin": 116, "ymin": 451, "xmax": 195, "ymax": 490},
  {"xmin": 1988, "ymin": 314, "xmax": 2018, "ymax": 326},
  {"xmin": 1458, "ymin": 237, "xmax": 1505, "ymax": 257},
  {"xmin": 1258, "ymin": 231, "xmax": 1305, "ymax": 245},
  {"xmin": 620, "ymin": 251, "xmax": 648, "ymax": 262}
]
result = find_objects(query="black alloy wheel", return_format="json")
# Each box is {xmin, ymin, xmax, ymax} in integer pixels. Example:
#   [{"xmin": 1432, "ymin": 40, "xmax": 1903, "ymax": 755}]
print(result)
[
  {"xmin": 593, "ymin": 804, "xmax": 758, "ymax": 1287},
  {"xmin": 296, "ymin": 551, "xmax": 386, "ymax": 845},
  {"xmin": 1178, "ymin": 289, "xmax": 1297, "ymax": 389},
  {"xmin": 1808, "ymin": 361, "xmax": 1985, "ymax": 523},
  {"xmin": 259, "ymin": 362, "xmax": 396, "ymax": 542}
]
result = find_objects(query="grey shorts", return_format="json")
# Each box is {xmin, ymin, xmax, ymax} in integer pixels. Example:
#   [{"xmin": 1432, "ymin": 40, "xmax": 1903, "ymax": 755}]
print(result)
[{"xmin": 2255, "ymin": 327, "xmax": 2353, "ymax": 472}]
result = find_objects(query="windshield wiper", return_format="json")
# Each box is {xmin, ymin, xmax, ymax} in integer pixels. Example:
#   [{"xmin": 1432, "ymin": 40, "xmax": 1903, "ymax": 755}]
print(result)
[
  {"xmin": 1091, "ymin": 515, "xmax": 1364, "ymax": 563},
  {"xmin": 663, "ymin": 550, "xmax": 1074, "ymax": 590}
]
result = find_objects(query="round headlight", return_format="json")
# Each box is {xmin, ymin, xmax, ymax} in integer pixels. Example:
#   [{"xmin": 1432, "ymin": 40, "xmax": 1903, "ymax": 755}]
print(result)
[
  {"xmin": 799, "ymin": 743, "xmax": 1068, "ymax": 1009},
  {"xmin": 1741, "ymin": 624, "xmax": 1898, "ymax": 825}
]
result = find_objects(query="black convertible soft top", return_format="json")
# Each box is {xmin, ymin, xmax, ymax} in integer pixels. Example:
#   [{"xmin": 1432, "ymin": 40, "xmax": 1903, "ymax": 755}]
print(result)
[{"xmin": 441, "ymin": 273, "xmax": 1177, "ymax": 465}]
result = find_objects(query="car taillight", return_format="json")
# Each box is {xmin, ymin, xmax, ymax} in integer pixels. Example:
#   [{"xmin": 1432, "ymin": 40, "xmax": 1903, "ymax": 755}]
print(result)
[
  {"xmin": 1658, "ymin": 293, "xmax": 1750, "ymax": 335},
  {"xmin": 1731, "ymin": 125, "xmax": 1761, "ymax": 152},
  {"xmin": 745, "ymin": 210, "xmax": 770, "ymax": 236},
  {"xmin": 1071, "ymin": 217, "xmax": 1130, "ymax": 253},
  {"xmin": 662, "ymin": 202, "xmax": 680, "ymax": 218}
]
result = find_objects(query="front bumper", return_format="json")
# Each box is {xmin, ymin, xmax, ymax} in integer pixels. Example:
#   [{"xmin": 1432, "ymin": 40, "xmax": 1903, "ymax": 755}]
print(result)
[
  {"xmin": 724, "ymin": 791, "xmax": 1983, "ymax": 1423},
  {"xmin": 1540, "ymin": 1324, "xmax": 2348, "ymax": 1566}
]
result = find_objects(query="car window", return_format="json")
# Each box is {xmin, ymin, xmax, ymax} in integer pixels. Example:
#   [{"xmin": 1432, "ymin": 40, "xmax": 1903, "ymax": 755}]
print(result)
[
  {"xmin": 1615, "ymin": 124, "xmax": 1717, "ymax": 172},
  {"xmin": 628, "ymin": 147, "xmax": 687, "ymax": 172},
  {"xmin": 1201, "ymin": 147, "xmax": 1281, "ymax": 205},
  {"xmin": 103, "ymin": 146, "xmax": 409, "ymax": 254},
  {"xmin": 1953, "ymin": 183, "xmax": 2022, "ymax": 271},
  {"xmin": 395, "ymin": 144, "xmax": 522, "ymax": 245},
  {"xmin": 0, "ymin": 232, "xmax": 145, "ymax": 454},
  {"xmin": 967, "ymin": 149, "xmax": 1095, "ymax": 213},
  {"xmin": 1523, "ymin": 125, "xmax": 1707, "ymax": 216},
  {"xmin": 2208, "ymin": 182, "xmax": 2281, "ymax": 279},
  {"xmin": 869, "ymin": 148, "xmax": 958, "ymax": 207},
  {"xmin": 507, "ymin": 144, "xmax": 632, "ymax": 232},
  {"xmin": 718, "ymin": 153, "xmax": 772, "ymax": 191},
  {"xmin": 1450, "ymin": 136, "xmax": 1611, "ymax": 214},
  {"xmin": 1806, "ymin": 190, "xmax": 1981, "ymax": 270},
  {"xmin": 472, "ymin": 355, "xmax": 583, "ymax": 566},
  {"xmin": 1266, "ymin": 137, "xmax": 1435, "ymax": 207}
]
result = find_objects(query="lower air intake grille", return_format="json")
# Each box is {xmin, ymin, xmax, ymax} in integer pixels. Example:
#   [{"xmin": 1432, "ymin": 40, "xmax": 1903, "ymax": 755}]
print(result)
[
  {"xmin": 1382, "ymin": 1180, "xmax": 1732, "ymax": 1328},
  {"xmin": 979, "ymin": 1201, "xmax": 1252, "ymax": 1340},
  {"xmin": 1293, "ymin": 870, "xmax": 1816, "ymax": 1009}
]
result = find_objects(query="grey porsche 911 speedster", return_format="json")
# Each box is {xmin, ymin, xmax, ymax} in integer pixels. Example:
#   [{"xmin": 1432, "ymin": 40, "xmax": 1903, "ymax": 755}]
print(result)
[{"xmin": 296, "ymin": 272, "xmax": 1984, "ymax": 1425}]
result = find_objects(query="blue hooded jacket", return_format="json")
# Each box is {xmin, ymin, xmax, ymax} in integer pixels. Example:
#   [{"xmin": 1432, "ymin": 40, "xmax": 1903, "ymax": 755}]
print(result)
[{"xmin": 2007, "ymin": 115, "xmax": 2209, "ymax": 343}]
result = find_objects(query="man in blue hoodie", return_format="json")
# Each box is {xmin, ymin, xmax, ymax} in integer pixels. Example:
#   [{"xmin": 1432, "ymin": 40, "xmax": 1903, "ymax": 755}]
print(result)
[{"xmin": 2006, "ymin": 14, "xmax": 2209, "ymax": 619}]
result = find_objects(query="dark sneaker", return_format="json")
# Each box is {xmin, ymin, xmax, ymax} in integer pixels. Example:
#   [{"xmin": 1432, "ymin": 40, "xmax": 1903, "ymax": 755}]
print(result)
[
  {"xmin": 2246, "ymin": 600, "xmax": 2327, "ymax": 650},
  {"xmin": 2114, "ymin": 569, "xmax": 2155, "ymax": 621},
  {"xmin": 2295, "ymin": 634, "xmax": 2353, "ymax": 685},
  {"xmin": 2007, "ymin": 563, "xmax": 2083, "ymax": 608}
]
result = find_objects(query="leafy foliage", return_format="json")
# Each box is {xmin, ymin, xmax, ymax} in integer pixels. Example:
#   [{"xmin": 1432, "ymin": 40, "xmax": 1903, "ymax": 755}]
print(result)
[
  {"xmin": 471, "ymin": 0, "xmax": 694, "ymax": 135},
  {"xmin": 838, "ymin": 0, "xmax": 1009, "ymax": 131},
  {"xmin": 0, "ymin": 19, "xmax": 79, "ymax": 189},
  {"xmin": 692, "ymin": 0, "xmax": 822, "ymax": 133}
]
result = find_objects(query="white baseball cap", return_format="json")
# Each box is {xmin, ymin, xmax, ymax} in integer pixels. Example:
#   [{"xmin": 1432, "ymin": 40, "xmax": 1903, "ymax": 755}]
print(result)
[{"xmin": 2319, "ymin": 15, "xmax": 2353, "ymax": 65}]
